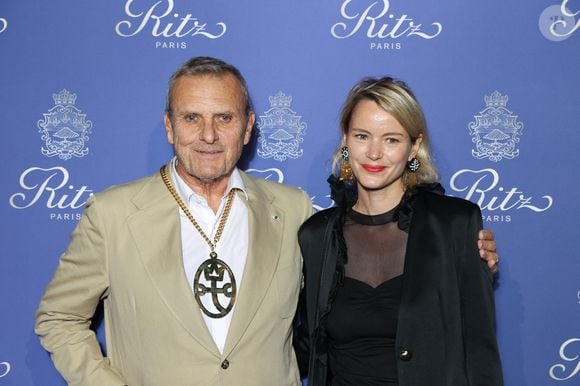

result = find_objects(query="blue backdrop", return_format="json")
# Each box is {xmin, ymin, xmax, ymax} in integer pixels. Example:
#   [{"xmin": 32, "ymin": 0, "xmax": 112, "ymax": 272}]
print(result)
[{"xmin": 1, "ymin": 1, "xmax": 579, "ymax": 385}]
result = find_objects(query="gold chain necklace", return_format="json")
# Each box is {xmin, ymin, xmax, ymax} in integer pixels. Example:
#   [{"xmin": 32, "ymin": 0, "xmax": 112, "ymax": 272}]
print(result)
[{"xmin": 160, "ymin": 166, "xmax": 237, "ymax": 318}]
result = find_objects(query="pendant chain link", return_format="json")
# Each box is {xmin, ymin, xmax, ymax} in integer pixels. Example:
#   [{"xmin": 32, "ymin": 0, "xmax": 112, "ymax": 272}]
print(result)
[{"xmin": 160, "ymin": 166, "xmax": 236, "ymax": 253}]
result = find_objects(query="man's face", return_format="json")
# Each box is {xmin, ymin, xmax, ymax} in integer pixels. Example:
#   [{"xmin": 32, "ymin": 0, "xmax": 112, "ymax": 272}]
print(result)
[{"xmin": 164, "ymin": 74, "xmax": 254, "ymax": 189}]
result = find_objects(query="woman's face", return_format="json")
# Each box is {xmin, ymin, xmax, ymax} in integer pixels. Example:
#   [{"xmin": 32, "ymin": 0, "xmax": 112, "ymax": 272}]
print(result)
[{"xmin": 344, "ymin": 99, "xmax": 422, "ymax": 195}]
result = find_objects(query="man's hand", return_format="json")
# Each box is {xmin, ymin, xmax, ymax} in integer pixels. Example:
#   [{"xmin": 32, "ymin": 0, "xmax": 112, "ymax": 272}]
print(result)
[{"xmin": 478, "ymin": 229, "xmax": 499, "ymax": 274}]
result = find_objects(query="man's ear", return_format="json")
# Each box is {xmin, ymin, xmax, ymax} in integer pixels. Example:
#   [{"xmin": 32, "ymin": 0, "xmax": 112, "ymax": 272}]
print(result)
[
  {"xmin": 243, "ymin": 112, "xmax": 255, "ymax": 145},
  {"xmin": 164, "ymin": 112, "xmax": 175, "ymax": 145}
]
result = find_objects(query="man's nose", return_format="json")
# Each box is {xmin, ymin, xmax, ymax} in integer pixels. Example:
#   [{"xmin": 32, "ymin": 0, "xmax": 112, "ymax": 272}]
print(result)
[{"xmin": 199, "ymin": 121, "xmax": 219, "ymax": 143}]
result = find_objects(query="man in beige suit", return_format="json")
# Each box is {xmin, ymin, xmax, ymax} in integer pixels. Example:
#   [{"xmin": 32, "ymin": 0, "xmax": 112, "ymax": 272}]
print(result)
[
  {"xmin": 35, "ymin": 57, "xmax": 313, "ymax": 386},
  {"xmin": 35, "ymin": 57, "xmax": 498, "ymax": 386}
]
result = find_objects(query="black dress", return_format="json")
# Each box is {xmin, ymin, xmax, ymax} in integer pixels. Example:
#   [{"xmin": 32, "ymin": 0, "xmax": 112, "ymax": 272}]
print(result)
[
  {"xmin": 297, "ymin": 181, "xmax": 502, "ymax": 386},
  {"xmin": 325, "ymin": 206, "xmax": 407, "ymax": 386}
]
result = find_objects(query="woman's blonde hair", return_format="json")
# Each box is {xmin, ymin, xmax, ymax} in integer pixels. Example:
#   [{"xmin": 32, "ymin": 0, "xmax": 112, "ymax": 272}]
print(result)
[{"xmin": 333, "ymin": 76, "xmax": 439, "ymax": 189}]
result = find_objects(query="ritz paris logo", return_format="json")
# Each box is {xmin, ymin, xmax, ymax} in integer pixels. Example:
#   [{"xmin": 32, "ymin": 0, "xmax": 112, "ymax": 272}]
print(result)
[
  {"xmin": 9, "ymin": 167, "xmax": 93, "ymax": 221},
  {"xmin": 115, "ymin": 0, "xmax": 227, "ymax": 49},
  {"xmin": 331, "ymin": 0, "xmax": 443, "ymax": 51},
  {"xmin": 245, "ymin": 168, "xmax": 333, "ymax": 211},
  {"xmin": 449, "ymin": 168, "xmax": 553, "ymax": 223}
]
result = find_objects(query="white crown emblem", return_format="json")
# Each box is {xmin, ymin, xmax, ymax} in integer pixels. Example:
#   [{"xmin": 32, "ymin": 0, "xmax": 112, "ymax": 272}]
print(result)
[
  {"xmin": 257, "ymin": 91, "xmax": 307, "ymax": 162},
  {"xmin": 52, "ymin": 89, "xmax": 77, "ymax": 105},
  {"xmin": 37, "ymin": 89, "xmax": 93, "ymax": 160},
  {"xmin": 469, "ymin": 91, "xmax": 523, "ymax": 162},
  {"xmin": 269, "ymin": 93, "xmax": 292, "ymax": 108},
  {"xmin": 484, "ymin": 91, "xmax": 509, "ymax": 107}
]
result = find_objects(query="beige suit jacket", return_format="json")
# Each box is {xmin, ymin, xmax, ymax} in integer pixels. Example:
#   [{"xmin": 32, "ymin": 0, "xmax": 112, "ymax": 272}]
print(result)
[{"xmin": 35, "ymin": 167, "xmax": 314, "ymax": 386}]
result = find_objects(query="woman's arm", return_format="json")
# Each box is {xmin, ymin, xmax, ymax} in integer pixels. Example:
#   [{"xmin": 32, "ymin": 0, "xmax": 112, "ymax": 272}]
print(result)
[{"xmin": 460, "ymin": 205, "xmax": 504, "ymax": 385}]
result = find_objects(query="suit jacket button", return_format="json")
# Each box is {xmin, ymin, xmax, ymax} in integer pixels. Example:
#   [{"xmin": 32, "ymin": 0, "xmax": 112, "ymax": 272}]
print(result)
[
  {"xmin": 399, "ymin": 350, "xmax": 412, "ymax": 361},
  {"xmin": 221, "ymin": 359, "xmax": 230, "ymax": 369}
]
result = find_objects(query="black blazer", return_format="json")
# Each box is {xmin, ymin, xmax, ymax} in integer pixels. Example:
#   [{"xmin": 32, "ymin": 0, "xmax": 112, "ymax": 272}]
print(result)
[{"xmin": 294, "ymin": 189, "xmax": 503, "ymax": 386}]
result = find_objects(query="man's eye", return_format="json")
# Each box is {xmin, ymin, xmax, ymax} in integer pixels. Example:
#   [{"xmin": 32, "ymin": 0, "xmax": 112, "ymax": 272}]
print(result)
[
  {"xmin": 219, "ymin": 114, "xmax": 233, "ymax": 122},
  {"xmin": 184, "ymin": 114, "xmax": 198, "ymax": 122}
]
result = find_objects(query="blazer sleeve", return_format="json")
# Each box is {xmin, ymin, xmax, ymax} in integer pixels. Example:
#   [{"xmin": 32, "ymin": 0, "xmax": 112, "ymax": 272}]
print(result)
[
  {"xmin": 293, "ymin": 196, "xmax": 317, "ymax": 378},
  {"xmin": 460, "ymin": 204, "xmax": 504, "ymax": 385},
  {"xmin": 293, "ymin": 288, "xmax": 311, "ymax": 377},
  {"xmin": 35, "ymin": 196, "xmax": 127, "ymax": 386}
]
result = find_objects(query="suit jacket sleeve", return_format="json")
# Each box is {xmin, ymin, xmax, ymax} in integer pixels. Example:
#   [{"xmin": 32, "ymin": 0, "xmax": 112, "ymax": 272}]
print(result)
[
  {"xmin": 35, "ymin": 195, "xmax": 126, "ymax": 386},
  {"xmin": 293, "ymin": 286, "xmax": 310, "ymax": 377},
  {"xmin": 460, "ymin": 204, "xmax": 503, "ymax": 385}
]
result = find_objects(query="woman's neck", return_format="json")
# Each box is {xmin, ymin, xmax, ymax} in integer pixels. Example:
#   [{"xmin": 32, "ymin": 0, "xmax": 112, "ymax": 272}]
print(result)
[{"xmin": 353, "ymin": 183, "xmax": 405, "ymax": 215}]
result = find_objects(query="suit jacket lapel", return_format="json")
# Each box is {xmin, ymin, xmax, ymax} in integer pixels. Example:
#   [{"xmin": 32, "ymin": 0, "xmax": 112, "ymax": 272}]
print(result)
[
  {"xmin": 127, "ymin": 169, "xmax": 220, "ymax": 358},
  {"xmin": 223, "ymin": 173, "xmax": 283, "ymax": 356}
]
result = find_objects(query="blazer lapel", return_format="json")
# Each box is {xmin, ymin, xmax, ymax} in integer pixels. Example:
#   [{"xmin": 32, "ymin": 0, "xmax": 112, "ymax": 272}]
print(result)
[
  {"xmin": 223, "ymin": 173, "xmax": 283, "ymax": 356},
  {"xmin": 127, "ymin": 169, "xmax": 220, "ymax": 358}
]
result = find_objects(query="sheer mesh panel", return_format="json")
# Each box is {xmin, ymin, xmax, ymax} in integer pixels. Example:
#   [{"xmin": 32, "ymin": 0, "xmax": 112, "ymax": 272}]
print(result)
[{"xmin": 343, "ymin": 209, "xmax": 407, "ymax": 288}]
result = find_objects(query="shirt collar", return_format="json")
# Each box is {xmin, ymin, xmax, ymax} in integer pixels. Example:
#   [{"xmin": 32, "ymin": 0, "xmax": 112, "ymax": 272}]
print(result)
[{"xmin": 168, "ymin": 157, "xmax": 248, "ymax": 205}]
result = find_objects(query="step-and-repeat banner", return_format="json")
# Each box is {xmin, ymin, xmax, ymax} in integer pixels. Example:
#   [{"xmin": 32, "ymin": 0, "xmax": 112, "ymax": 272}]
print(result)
[{"xmin": 1, "ymin": 1, "xmax": 579, "ymax": 385}]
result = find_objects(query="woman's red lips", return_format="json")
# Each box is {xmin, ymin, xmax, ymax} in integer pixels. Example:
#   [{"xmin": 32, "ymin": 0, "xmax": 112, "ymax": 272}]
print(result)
[{"xmin": 362, "ymin": 164, "xmax": 385, "ymax": 172}]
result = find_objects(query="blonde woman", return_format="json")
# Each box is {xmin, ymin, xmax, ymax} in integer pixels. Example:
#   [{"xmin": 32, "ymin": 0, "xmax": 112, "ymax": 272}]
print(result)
[{"xmin": 296, "ymin": 77, "xmax": 503, "ymax": 386}]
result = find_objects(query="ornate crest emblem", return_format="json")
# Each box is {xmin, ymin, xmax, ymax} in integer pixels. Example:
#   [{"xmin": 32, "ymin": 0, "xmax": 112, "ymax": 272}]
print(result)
[
  {"xmin": 257, "ymin": 91, "xmax": 307, "ymax": 162},
  {"xmin": 469, "ymin": 91, "xmax": 523, "ymax": 162},
  {"xmin": 37, "ymin": 89, "xmax": 92, "ymax": 160}
]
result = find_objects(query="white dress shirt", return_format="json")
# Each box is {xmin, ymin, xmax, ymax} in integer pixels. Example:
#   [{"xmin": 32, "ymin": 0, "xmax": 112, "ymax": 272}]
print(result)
[{"xmin": 169, "ymin": 157, "xmax": 249, "ymax": 353}]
